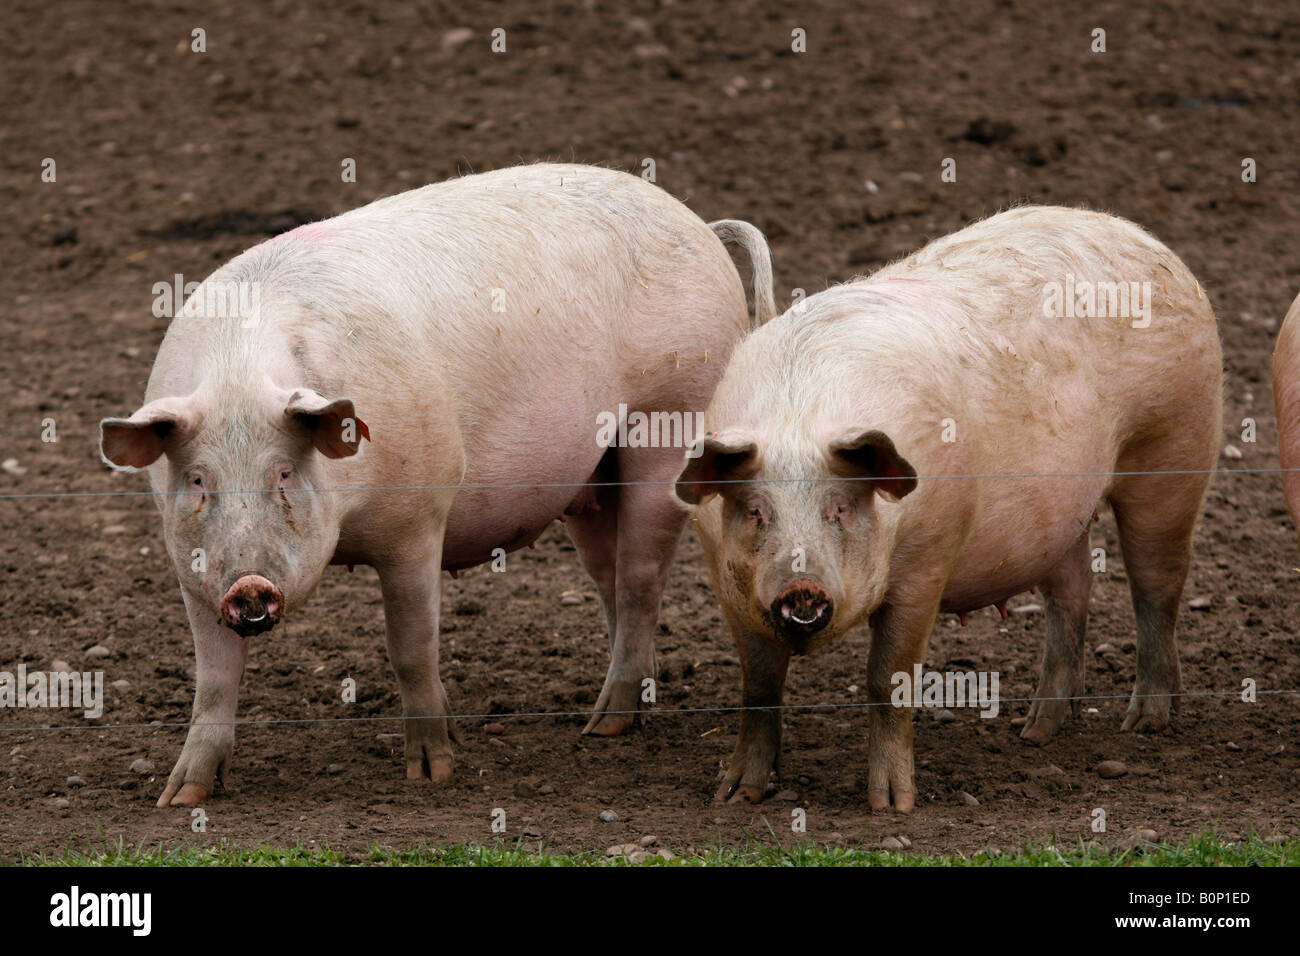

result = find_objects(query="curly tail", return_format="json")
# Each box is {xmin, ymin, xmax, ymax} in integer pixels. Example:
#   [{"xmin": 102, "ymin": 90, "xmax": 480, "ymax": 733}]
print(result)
[{"xmin": 709, "ymin": 219, "xmax": 776, "ymax": 330}]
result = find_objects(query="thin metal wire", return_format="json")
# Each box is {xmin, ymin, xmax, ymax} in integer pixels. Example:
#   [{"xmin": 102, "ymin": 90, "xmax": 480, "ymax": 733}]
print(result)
[
  {"xmin": 0, "ymin": 464, "xmax": 1291, "ymax": 502},
  {"xmin": 0, "ymin": 686, "xmax": 1291, "ymax": 734}
]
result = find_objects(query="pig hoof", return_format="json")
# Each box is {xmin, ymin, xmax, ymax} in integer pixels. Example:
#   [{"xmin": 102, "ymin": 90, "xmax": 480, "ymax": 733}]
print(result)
[
  {"xmin": 157, "ymin": 781, "xmax": 213, "ymax": 808},
  {"xmin": 1020, "ymin": 697, "xmax": 1073, "ymax": 744},
  {"xmin": 582, "ymin": 711, "xmax": 636, "ymax": 736},
  {"xmin": 581, "ymin": 676, "xmax": 647, "ymax": 736},
  {"xmin": 720, "ymin": 783, "xmax": 765, "ymax": 805},
  {"xmin": 1121, "ymin": 693, "xmax": 1173, "ymax": 733},
  {"xmin": 406, "ymin": 754, "xmax": 454, "ymax": 783},
  {"xmin": 1121, "ymin": 711, "xmax": 1169, "ymax": 733},
  {"xmin": 1019, "ymin": 714, "xmax": 1066, "ymax": 744},
  {"xmin": 867, "ymin": 788, "xmax": 915, "ymax": 813}
]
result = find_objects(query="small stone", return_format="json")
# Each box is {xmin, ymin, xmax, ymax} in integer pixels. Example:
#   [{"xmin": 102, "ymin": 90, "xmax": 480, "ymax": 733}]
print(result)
[
  {"xmin": 442, "ymin": 27, "xmax": 474, "ymax": 51},
  {"xmin": 957, "ymin": 790, "xmax": 980, "ymax": 807},
  {"xmin": 560, "ymin": 590, "xmax": 583, "ymax": 605},
  {"xmin": 1028, "ymin": 764, "xmax": 1065, "ymax": 778},
  {"xmin": 606, "ymin": 842, "xmax": 637, "ymax": 857},
  {"xmin": 66, "ymin": 776, "xmax": 85, "ymax": 788},
  {"xmin": 85, "ymin": 645, "xmax": 111, "ymax": 659},
  {"xmin": 129, "ymin": 758, "xmax": 155, "ymax": 775},
  {"xmin": 326, "ymin": 763, "xmax": 344, "ymax": 775},
  {"xmin": 627, "ymin": 850, "xmax": 649, "ymax": 864},
  {"xmin": 897, "ymin": 835, "xmax": 912, "ymax": 849},
  {"xmin": 598, "ymin": 810, "xmax": 620, "ymax": 823},
  {"xmin": 1013, "ymin": 603, "xmax": 1042, "ymax": 615},
  {"xmin": 1094, "ymin": 642, "xmax": 1116, "ymax": 654},
  {"xmin": 102, "ymin": 524, "xmax": 128, "ymax": 535},
  {"xmin": 657, "ymin": 848, "xmax": 675, "ymax": 860},
  {"xmin": 639, "ymin": 835, "xmax": 658, "ymax": 847},
  {"xmin": 514, "ymin": 779, "xmax": 535, "ymax": 797},
  {"xmin": 1137, "ymin": 828, "xmax": 1159, "ymax": 843},
  {"xmin": 880, "ymin": 836, "xmax": 905, "ymax": 851},
  {"xmin": 1226, "ymin": 741, "xmax": 1242, "ymax": 752},
  {"xmin": 1188, "ymin": 597, "xmax": 1212, "ymax": 611},
  {"xmin": 774, "ymin": 789, "xmax": 799, "ymax": 802},
  {"xmin": 1096, "ymin": 760, "xmax": 1128, "ymax": 779},
  {"xmin": 111, "ymin": 679, "xmax": 131, "ymax": 691},
  {"xmin": 1222, "ymin": 444, "xmax": 1243, "ymax": 460},
  {"xmin": 375, "ymin": 733, "xmax": 403, "ymax": 743},
  {"xmin": 51, "ymin": 797, "xmax": 70, "ymax": 810},
  {"xmin": 51, "ymin": 660, "xmax": 72, "ymax": 674},
  {"xmin": 935, "ymin": 709, "xmax": 956, "ymax": 723},
  {"xmin": 538, "ymin": 784, "xmax": 555, "ymax": 795},
  {"xmin": 483, "ymin": 722, "xmax": 506, "ymax": 735},
  {"xmin": 488, "ymin": 738, "xmax": 506, "ymax": 749},
  {"xmin": 2, "ymin": 458, "xmax": 27, "ymax": 476}
]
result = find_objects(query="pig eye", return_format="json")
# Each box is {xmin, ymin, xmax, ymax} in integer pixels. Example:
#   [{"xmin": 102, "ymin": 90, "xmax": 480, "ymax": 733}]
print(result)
[
  {"xmin": 188, "ymin": 471, "xmax": 205, "ymax": 491},
  {"xmin": 276, "ymin": 464, "xmax": 295, "ymax": 488},
  {"xmin": 744, "ymin": 500, "xmax": 767, "ymax": 522}
]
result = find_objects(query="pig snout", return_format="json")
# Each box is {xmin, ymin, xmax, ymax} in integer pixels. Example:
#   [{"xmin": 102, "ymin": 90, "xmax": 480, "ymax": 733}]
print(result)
[
  {"xmin": 220, "ymin": 575, "xmax": 284, "ymax": 637},
  {"xmin": 771, "ymin": 581, "xmax": 833, "ymax": 639}
]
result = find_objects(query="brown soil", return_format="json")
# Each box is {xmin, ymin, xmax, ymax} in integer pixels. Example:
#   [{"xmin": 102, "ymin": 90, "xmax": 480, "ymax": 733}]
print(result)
[{"xmin": 2, "ymin": 0, "xmax": 1299, "ymax": 861}]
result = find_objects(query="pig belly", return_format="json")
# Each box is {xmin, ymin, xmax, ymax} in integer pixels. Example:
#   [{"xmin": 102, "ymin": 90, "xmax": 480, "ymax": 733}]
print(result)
[
  {"xmin": 938, "ymin": 471, "xmax": 1108, "ymax": 612},
  {"xmin": 439, "ymin": 441, "xmax": 606, "ymax": 570}
]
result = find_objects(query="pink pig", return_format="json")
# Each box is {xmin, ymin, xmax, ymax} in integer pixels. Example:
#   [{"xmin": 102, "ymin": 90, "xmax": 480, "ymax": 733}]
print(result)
[
  {"xmin": 1273, "ymin": 293, "xmax": 1300, "ymax": 550},
  {"xmin": 100, "ymin": 164, "xmax": 773, "ymax": 807},
  {"xmin": 677, "ymin": 206, "xmax": 1221, "ymax": 811}
]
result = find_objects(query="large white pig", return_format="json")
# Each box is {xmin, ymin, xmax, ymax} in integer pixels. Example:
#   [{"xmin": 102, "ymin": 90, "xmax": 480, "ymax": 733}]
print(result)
[
  {"xmin": 677, "ymin": 206, "xmax": 1221, "ymax": 812},
  {"xmin": 100, "ymin": 163, "xmax": 774, "ymax": 807}
]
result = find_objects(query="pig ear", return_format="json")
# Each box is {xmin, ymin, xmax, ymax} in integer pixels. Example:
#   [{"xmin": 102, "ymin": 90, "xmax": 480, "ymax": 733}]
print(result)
[
  {"xmin": 285, "ymin": 389, "xmax": 370, "ymax": 459},
  {"xmin": 675, "ymin": 431, "xmax": 759, "ymax": 504},
  {"xmin": 828, "ymin": 429, "xmax": 918, "ymax": 502},
  {"xmin": 99, "ymin": 397, "xmax": 201, "ymax": 470}
]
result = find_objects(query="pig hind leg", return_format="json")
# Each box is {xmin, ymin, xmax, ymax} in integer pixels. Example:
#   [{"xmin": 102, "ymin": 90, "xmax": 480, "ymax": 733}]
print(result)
[
  {"xmin": 564, "ymin": 498, "xmax": 619, "ymax": 663},
  {"xmin": 582, "ymin": 446, "xmax": 687, "ymax": 736},
  {"xmin": 1110, "ymin": 467, "xmax": 1208, "ymax": 733},
  {"xmin": 1021, "ymin": 528, "xmax": 1093, "ymax": 744}
]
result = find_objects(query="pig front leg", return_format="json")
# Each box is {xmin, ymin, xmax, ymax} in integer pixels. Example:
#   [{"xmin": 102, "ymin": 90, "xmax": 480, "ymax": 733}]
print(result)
[
  {"xmin": 865, "ymin": 598, "xmax": 940, "ymax": 813},
  {"xmin": 158, "ymin": 589, "xmax": 247, "ymax": 807},
  {"xmin": 377, "ymin": 539, "xmax": 458, "ymax": 783},
  {"xmin": 717, "ymin": 628, "xmax": 790, "ymax": 804},
  {"xmin": 1111, "ymin": 471, "xmax": 1205, "ymax": 732},
  {"xmin": 1022, "ymin": 529, "xmax": 1093, "ymax": 743}
]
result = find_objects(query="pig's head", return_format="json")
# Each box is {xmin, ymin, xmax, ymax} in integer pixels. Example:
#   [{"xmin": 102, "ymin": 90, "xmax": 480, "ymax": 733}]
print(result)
[
  {"xmin": 676, "ymin": 427, "xmax": 916, "ymax": 655},
  {"xmin": 99, "ymin": 386, "xmax": 368, "ymax": 637}
]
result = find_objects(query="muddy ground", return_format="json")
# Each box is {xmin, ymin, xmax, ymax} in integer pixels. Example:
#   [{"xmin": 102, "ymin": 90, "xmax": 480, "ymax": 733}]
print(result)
[{"xmin": 2, "ymin": 0, "xmax": 1299, "ymax": 861}]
